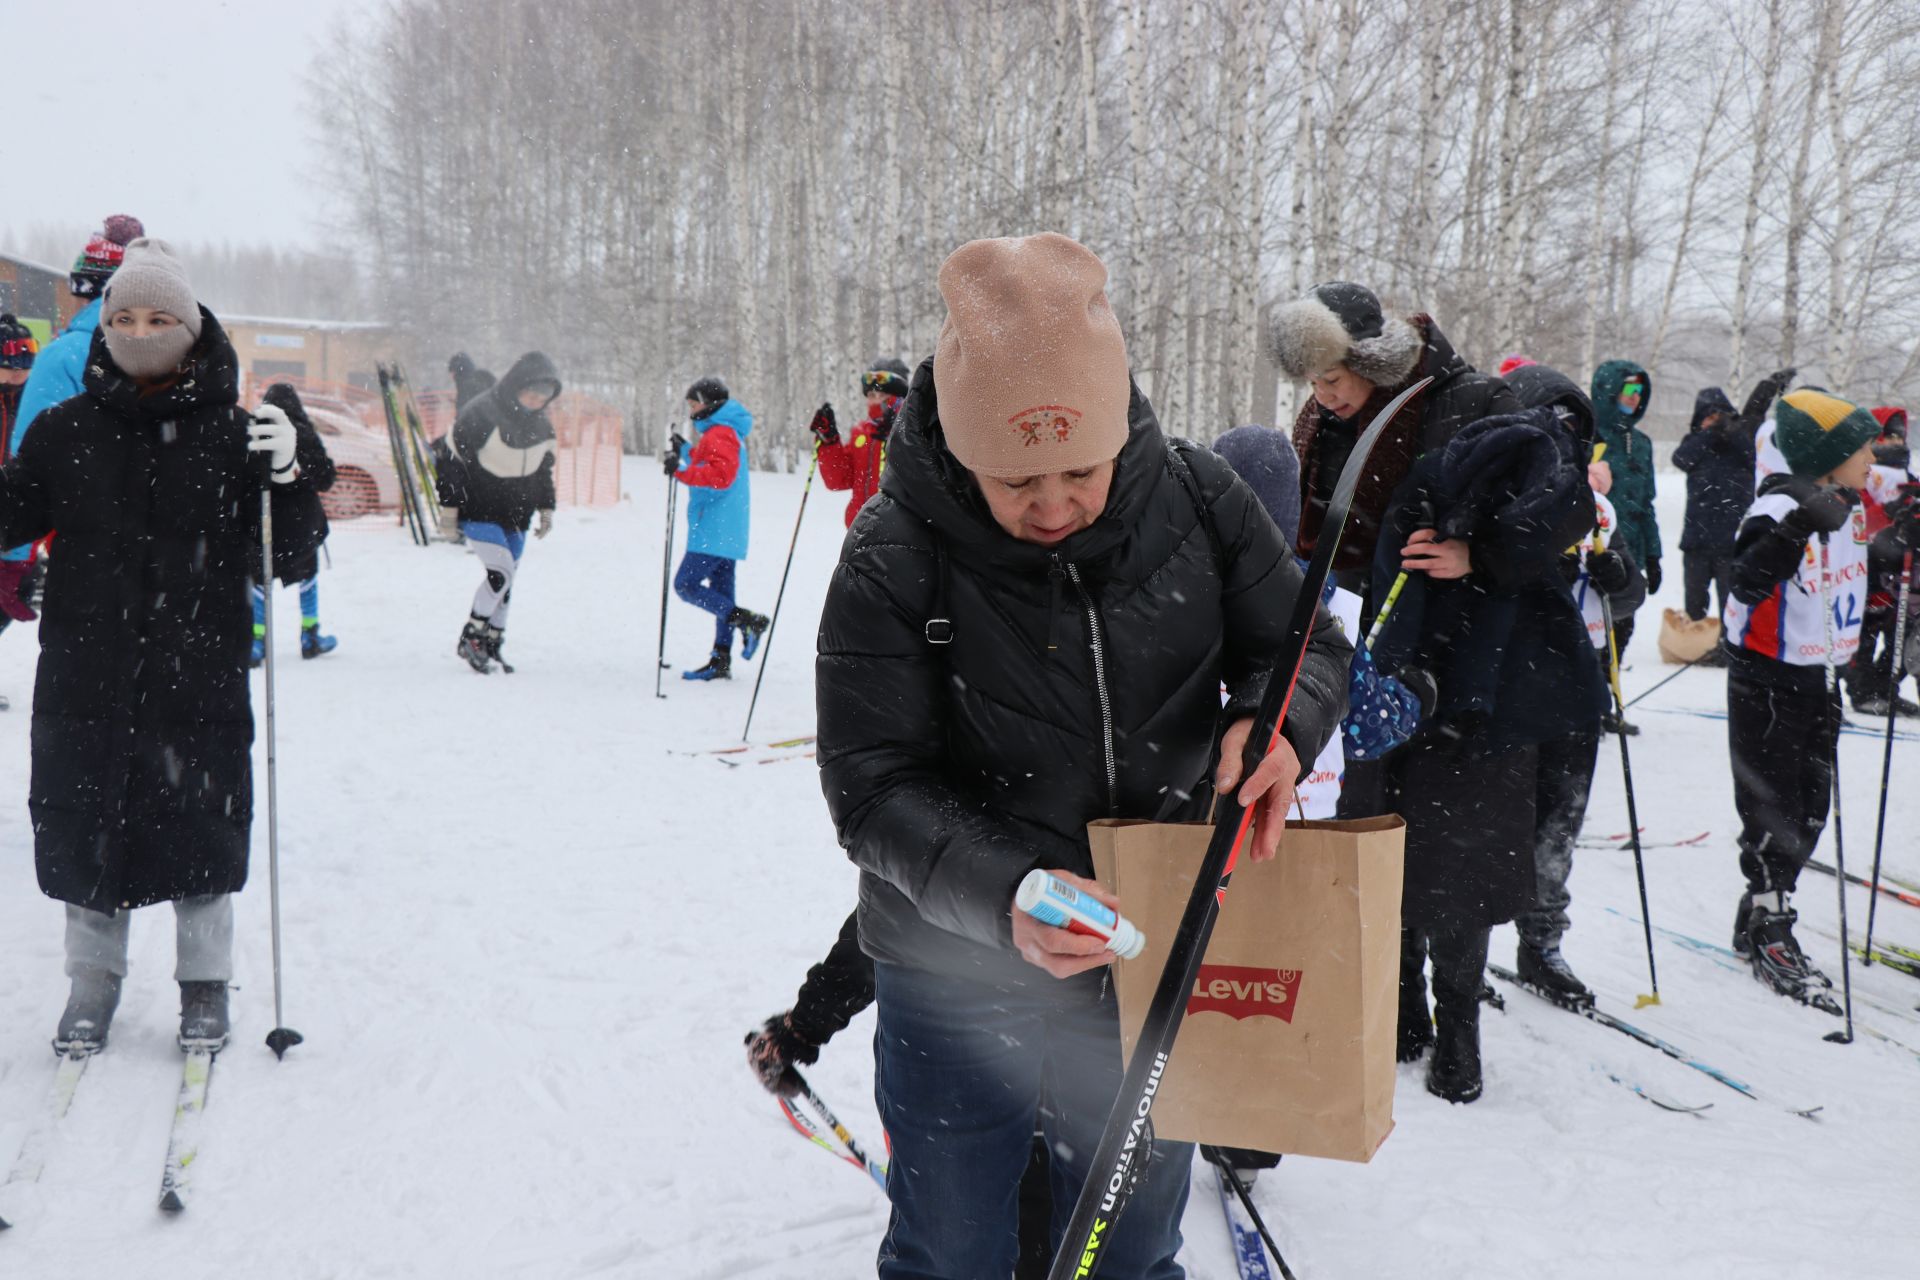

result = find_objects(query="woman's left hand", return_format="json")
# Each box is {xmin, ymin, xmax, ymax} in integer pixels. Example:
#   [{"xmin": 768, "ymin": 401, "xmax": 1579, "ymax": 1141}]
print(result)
[
  {"xmin": 1215, "ymin": 716, "xmax": 1302, "ymax": 863},
  {"xmin": 1401, "ymin": 528, "xmax": 1471, "ymax": 579}
]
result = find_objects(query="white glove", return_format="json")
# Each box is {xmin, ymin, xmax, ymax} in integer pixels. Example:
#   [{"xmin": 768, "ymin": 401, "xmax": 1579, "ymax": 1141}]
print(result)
[
  {"xmin": 535, "ymin": 509, "xmax": 554, "ymax": 540},
  {"xmin": 439, "ymin": 506, "xmax": 462, "ymax": 540},
  {"xmin": 248, "ymin": 404, "xmax": 300, "ymax": 483}
]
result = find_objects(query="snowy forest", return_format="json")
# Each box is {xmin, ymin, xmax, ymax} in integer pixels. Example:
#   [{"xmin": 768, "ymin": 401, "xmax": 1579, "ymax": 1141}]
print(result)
[{"xmin": 299, "ymin": 0, "xmax": 1920, "ymax": 463}]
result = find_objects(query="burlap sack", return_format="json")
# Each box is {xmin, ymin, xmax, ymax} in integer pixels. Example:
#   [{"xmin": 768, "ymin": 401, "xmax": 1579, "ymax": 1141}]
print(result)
[{"xmin": 1658, "ymin": 606, "xmax": 1721, "ymax": 664}]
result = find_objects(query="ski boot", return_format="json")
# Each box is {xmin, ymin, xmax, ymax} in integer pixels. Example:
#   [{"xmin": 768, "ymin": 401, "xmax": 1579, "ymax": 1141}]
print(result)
[
  {"xmin": 485, "ymin": 625, "xmax": 514, "ymax": 674},
  {"xmin": 1515, "ymin": 941, "xmax": 1592, "ymax": 1007},
  {"xmin": 250, "ymin": 634, "xmax": 266, "ymax": 668},
  {"xmin": 300, "ymin": 622, "xmax": 338, "ymax": 660},
  {"xmin": 457, "ymin": 618, "xmax": 494, "ymax": 673},
  {"xmin": 1600, "ymin": 708, "xmax": 1641, "ymax": 736},
  {"xmin": 178, "ymin": 981, "xmax": 230, "ymax": 1052},
  {"xmin": 1731, "ymin": 890, "xmax": 1753, "ymax": 956},
  {"xmin": 683, "ymin": 648, "xmax": 732, "ymax": 681},
  {"xmin": 1745, "ymin": 893, "xmax": 1841, "ymax": 1015},
  {"xmin": 731, "ymin": 608, "xmax": 772, "ymax": 660},
  {"xmin": 53, "ymin": 969, "xmax": 122, "ymax": 1056}
]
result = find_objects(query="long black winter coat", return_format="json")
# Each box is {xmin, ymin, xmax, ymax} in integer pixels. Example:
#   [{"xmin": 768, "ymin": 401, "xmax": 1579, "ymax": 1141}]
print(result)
[
  {"xmin": 449, "ymin": 353, "xmax": 559, "ymax": 531},
  {"xmin": 1368, "ymin": 408, "xmax": 1603, "ymax": 930},
  {"xmin": 0, "ymin": 313, "xmax": 327, "ymax": 912},
  {"xmin": 1671, "ymin": 374, "xmax": 1797, "ymax": 554},
  {"xmin": 817, "ymin": 359, "xmax": 1353, "ymax": 985}
]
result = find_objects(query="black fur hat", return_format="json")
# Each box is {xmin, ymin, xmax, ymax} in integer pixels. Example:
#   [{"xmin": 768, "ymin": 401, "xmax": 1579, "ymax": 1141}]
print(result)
[{"xmin": 1265, "ymin": 281, "xmax": 1423, "ymax": 387}]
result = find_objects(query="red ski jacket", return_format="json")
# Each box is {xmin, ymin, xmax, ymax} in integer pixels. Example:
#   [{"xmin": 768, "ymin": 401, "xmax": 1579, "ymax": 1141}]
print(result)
[{"xmin": 818, "ymin": 401, "xmax": 895, "ymax": 528}]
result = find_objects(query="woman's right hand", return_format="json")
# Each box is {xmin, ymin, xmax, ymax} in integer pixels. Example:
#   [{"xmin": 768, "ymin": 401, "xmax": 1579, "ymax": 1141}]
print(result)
[{"xmin": 1011, "ymin": 868, "xmax": 1119, "ymax": 979}]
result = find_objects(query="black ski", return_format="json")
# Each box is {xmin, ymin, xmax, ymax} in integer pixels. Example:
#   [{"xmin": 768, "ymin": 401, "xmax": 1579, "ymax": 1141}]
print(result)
[
  {"xmin": 1488, "ymin": 963, "xmax": 1822, "ymax": 1119},
  {"xmin": 1045, "ymin": 377, "xmax": 1434, "ymax": 1280}
]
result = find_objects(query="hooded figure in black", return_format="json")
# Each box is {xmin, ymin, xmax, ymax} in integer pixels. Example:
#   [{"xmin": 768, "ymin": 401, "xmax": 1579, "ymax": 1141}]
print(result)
[
  {"xmin": 0, "ymin": 238, "xmax": 326, "ymax": 1054},
  {"xmin": 1364, "ymin": 383, "xmax": 1601, "ymax": 1104},
  {"xmin": 1671, "ymin": 369, "xmax": 1793, "ymax": 623},
  {"xmin": 446, "ymin": 352, "xmax": 559, "ymax": 673},
  {"xmin": 249, "ymin": 382, "xmax": 341, "ymax": 662}
]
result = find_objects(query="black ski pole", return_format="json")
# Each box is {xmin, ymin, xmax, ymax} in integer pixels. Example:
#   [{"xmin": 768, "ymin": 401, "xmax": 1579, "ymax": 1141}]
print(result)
[
  {"xmin": 742, "ymin": 444, "xmax": 819, "ymax": 742},
  {"xmin": 1600, "ymin": 593, "xmax": 1659, "ymax": 1006},
  {"xmin": 1818, "ymin": 535, "xmax": 1855, "ymax": 1045},
  {"xmin": 1622, "ymin": 646, "xmax": 1715, "ymax": 710},
  {"xmin": 251, "ymin": 445, "xmax": 302, "ymax": 1061},
  {"xmin": 656, "ymin": 455, "xmax": 680, "ymax": 700},
  {"xmin": 1865, "ymin": 550, "xmax": 1913, "ymax": 965},
  {"xmin": 1201, "ymin": 1149, "xmax": 1299, "ymax": 1280},
  {"xmin": 1045, "ymin": 377, "xmax": 1431, "ymax": 1280}
]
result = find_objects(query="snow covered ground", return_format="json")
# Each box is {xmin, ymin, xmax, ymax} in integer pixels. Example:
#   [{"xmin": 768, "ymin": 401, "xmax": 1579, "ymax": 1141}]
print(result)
[{"xmin": 0, "ymin": 460, "xmax": 1913, "ymax": 1279}]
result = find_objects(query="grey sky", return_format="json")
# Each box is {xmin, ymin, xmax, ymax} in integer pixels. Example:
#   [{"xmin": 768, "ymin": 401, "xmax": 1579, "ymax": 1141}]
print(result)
[{"xmin": 0, "ymin": 0, "xmax": 369, "ymax": 254}]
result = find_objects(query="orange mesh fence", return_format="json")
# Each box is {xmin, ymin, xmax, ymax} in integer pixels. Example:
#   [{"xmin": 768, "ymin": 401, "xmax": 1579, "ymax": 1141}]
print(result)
[{"xmin": 238, "ymin": 371, "xmax": 624, "ymax": 522}]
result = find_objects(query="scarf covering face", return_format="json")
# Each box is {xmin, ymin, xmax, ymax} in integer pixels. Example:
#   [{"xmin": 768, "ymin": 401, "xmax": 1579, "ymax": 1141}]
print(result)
[{"xmin": 103, "ymin": 323, "xmax": 196, "ymax": 381}]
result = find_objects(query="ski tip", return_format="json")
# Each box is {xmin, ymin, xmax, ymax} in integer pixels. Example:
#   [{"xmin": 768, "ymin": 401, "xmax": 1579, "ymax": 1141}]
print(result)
[
  {"xmin": 266, "ymin": 1027, "xmax": 304, "ymax": 1060},
  {"xmin": 1634, "ymin": 993, "xmax": 1662, "ymax": 1009},
  {"xmin": 159, "ymin": 1190, "xmax": 185, "ymax": 1214}
]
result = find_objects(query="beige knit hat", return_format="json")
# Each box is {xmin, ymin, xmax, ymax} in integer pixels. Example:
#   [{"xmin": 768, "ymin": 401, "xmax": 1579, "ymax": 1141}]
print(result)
[
  {"xmin": 933, "ymin": 234, "xmax": 1130, "ymax": 479},
  {"xmin": 102, "ymin": 238, "xmax": 202, "ymax": 338}
]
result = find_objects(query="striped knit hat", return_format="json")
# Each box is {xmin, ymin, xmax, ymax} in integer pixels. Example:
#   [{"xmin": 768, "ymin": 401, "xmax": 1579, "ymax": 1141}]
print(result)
[{"xmin": 1773, "ymin": 389, "xmax": 1881, "ymax": 479}]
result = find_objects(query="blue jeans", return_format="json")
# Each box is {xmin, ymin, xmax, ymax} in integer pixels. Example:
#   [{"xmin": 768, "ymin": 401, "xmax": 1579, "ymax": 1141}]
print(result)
[
  {"xmin": 674, "ymin": 551, "xmax": 738, "ymax": 651},
  {"xmin": 873, "ymin": 963, "xmax": 1189, "ymax": 1280}
]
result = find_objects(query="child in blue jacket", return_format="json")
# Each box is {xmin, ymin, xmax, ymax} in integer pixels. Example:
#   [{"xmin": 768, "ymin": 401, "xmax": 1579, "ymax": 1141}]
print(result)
[{"xmin": 666, "ymin": 377, "xmax": 768, "ymax": 680}]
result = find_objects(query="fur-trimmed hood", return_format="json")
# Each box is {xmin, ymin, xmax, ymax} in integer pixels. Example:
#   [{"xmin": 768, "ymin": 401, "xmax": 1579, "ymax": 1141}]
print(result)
[{"xmin": 1265, "ymin": 282, "xmax": 1425, "ymax": 387}]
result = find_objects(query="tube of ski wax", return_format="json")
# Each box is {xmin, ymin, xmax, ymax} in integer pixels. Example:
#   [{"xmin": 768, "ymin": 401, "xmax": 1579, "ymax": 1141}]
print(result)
[{"xmin": 1014, "ymin": 870, "xmax": 1146, "ymax": 960}]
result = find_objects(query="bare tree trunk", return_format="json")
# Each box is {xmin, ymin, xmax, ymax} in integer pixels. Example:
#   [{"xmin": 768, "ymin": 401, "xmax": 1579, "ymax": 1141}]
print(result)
[
  {"xmin": 1729, "ymin": 0, "xmax": 1788, "ymax": 391},
  {"xmin": 1649, "ymin": 62, "xmax": 1735, "ymax": 370},
  {"xmin": 1779, "ymin": 6, "xmax": 1828, "ymax": 372},
  {"xmin": 1579, "ymin": 3, "xmax": 1629, "ymax": 373}
]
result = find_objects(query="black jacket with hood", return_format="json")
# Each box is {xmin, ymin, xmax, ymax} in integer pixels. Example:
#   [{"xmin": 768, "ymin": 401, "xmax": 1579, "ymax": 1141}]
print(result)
[
  {"xmin": 1672, "ymin": 371, "xmax": 1792, "ymax": 554},
  {"xmin": 0, "ymin": 313, "xmax": 327, "ymax": 911},
  {"xmin": 450, "ymin": 352, "xmax": 560, "ymax": 531},
  {"xmin": 816, "ymin": 358, "xmax": 1352, "ymax": 985}
]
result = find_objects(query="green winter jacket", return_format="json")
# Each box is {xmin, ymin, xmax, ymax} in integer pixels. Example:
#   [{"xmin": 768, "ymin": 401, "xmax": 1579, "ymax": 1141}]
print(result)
[{"xmin": 1591, "ymin": 359, "xmax": 1662, "ymax": 568}]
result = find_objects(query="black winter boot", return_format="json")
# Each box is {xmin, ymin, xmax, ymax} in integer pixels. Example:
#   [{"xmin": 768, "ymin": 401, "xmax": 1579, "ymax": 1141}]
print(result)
[
  {"xmin": 1396, "ymin": 927, "xmax": 1434, "ymax": 1063},
  {"xmin": 179, "ymin": 981, "xmax": 231, "ymax": 1051},
  {"xmin": 54, "ymin": 969, "xmax": 122, "ymax": 1055},
  {"xmin": 1426, "ymin": 926, "xmax": 1490, "ymax": 1104}
]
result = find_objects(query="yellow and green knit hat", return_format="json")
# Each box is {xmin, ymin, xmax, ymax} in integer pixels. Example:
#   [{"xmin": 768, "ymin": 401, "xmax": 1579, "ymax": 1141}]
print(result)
[{"xmin": 1773, "ymin": 389, "xmax": 1880, "ymax": 478}]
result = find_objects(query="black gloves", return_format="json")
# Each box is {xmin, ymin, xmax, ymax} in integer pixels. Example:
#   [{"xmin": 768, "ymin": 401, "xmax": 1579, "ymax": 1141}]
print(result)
[
  {"xmin": 1782, "ymin": 486, "xmax": 1858, "ymax": 538},
  {"xmin": 809, "ymin": 402, "xmax": 839, "ymax": 448},
  {"xmin": 1644, "ymin": 557, "xmax": 1662, "ymax": 594},
  {"xmin": 1587, "ymin": 548, "xmax": 1631, "ymax": 595},
  {"xmin": 744, "ymin": 1012, "xmax": 820, "ymax": 1097},
  {"xmin": 662, "ymin": 432, "xmax": 686, "ymax": 477}
]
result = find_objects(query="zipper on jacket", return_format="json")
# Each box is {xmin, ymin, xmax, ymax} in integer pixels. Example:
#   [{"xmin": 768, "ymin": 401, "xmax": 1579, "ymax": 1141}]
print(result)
[{"xmin": 1057, "ymin": 556, "xmax": 1119, "ymax": 815}]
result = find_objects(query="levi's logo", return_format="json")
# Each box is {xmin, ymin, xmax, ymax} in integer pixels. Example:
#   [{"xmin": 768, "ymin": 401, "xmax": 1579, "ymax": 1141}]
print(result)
[
  {"xmin": 1187, "ymin": 965, "xmax": 1302, "ymax": 1023},
  {"xmin": 1009, "ymin": 404, "xmax": 1081, "ymax": 447}
]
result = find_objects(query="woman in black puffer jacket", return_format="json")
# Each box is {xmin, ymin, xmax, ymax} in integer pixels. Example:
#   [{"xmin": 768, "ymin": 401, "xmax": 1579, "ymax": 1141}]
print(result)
[{"xmin": 815, "ymin": 235, "xmax": 1349, "ymax": 1280}]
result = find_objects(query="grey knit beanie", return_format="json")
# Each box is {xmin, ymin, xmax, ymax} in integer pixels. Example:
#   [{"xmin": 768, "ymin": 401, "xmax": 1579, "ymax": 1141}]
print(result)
[{"xmin": 102, "ymin": 239, "xmax": 202, "ymax": 338}]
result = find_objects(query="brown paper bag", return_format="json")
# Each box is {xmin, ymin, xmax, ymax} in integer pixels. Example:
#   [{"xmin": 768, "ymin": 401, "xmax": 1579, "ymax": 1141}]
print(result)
[
  {"xmin": 1088, "ymin": 816, "xmax": 1406, "ymax": 1163},
  {"xmin": 1658, "ymin": 606, "xmax": 1721, "ymax": 664}
]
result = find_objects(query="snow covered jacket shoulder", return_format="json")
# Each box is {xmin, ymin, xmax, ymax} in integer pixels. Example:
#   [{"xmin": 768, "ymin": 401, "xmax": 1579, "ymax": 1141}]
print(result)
[
  {"xmin": 451, "ymin": 352, "xmax": 559, "ymax": 532},
  {"xmin": 675, "ymin": 398, "xmax": 754, "ymax": 560},
  {"xmin": 1590, "ymin": 359, "xmax": 1662, "ymax": 567},
  {"xmin": 817, "ymin": 359, "xmax": 1353, "ymax": 983},
  {"xmin": 1293, "ymin": 316, "xmax": 1520, "ymax": 572},
  {"xmin": 1723, "ymin": 475, "xmax": 1869, "ymax": 693},
  {"xmin": 11, "ymin": 299, "xmax": 100, "ymax": 454},
  {"xmin": 0, "ymin": 312, "xmax": 327, "ymax": 912}
]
